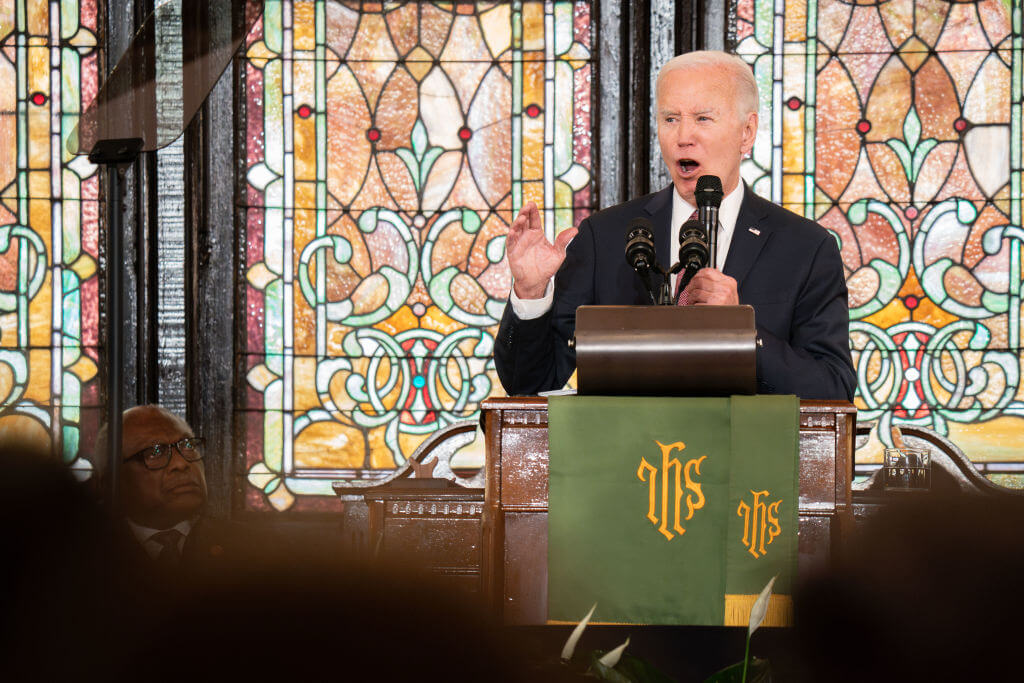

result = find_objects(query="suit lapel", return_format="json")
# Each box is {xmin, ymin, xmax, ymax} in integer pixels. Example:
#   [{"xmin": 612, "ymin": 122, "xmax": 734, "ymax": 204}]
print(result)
[
  {"xmin": 723, "ymin": 185, "xmax": 772, "ymax": 286},
  {"xmin": 644, "ymin": 186, "xmax": 674, "ymax": 268}
]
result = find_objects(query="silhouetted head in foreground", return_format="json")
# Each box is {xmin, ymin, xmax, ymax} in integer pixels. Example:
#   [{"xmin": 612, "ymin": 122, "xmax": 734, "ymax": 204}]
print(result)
[{"xmin": 796, "ymin": 494, "xmax": 1024, "ymax": 682}]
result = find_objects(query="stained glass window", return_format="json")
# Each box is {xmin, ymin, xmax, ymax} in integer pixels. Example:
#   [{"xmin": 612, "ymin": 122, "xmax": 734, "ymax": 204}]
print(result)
[
  {"xmin": 733, "ymin": 0, "xmax": 1024, "ymax": 481},
  {"xmin": 0, "ymin": 1, "xmax": 101, "ymax": 477},
  {"xmin": 242, "ymin": 1, "xmax": 594, "ymax": 511}
]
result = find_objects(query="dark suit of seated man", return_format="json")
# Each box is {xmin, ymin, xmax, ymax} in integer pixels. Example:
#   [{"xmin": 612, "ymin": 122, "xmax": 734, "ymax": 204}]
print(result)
[{"xmin": 495, "ymin": 51, "xmax": 855, "ymax": 400}]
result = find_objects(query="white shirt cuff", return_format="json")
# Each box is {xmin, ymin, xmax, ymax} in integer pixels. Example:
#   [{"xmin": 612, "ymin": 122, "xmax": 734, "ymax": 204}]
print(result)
[{"xmin": 509, "ymin": 280, "xmax": 554, "ymax": 320}]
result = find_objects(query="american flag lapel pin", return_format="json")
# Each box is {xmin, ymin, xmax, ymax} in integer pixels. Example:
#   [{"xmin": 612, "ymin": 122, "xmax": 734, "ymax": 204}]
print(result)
[{"xmin": 748, "ymin": 227, "xmax": 761, "ymax": 236}]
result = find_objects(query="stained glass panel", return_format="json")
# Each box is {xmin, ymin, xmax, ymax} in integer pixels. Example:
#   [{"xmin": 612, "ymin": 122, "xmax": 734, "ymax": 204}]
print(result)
[
  {"xmin": 0, "ymin": 0, "xmax": 102, "ymax": 476},
  {"xmin": 241, "ymin": 1, "xmax": 594, "ymax": 510},
  {"xmin": 733, "ymin": 0, "xmax": 1024, "ymax": 480}
]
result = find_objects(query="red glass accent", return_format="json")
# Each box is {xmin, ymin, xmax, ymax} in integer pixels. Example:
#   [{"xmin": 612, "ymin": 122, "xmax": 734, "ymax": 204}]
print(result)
[
  {"xmin": 81, "ymin": 278, "xmax": 99, "ymax": 347},
  {"xmin": 891, "ymin": 331, "xmax": 931, "ymax": 420},
  {"xmin": 786, "ymin": 97, "xmax": 802, "ymax": 110},
  {"xmin": 905, "ymin": 206, "xmax": 919, "ymax": 220},
  {"xmin": 81, "ymin": 53, "xmax": 99, "ymax": 108},
  {"xmin": 574, "ymin": 0, "xmax": 591, "ymax": 45},
  {"xmin": 904, "ymin": 295, "xmax": 919, "ymax": 309},
  {"xmin": 525, "ymin": 103, "xmax": 541, "ymax": 118},
  {"xmin": 297, "ymin": 104, "xmax": 313, "ymax": 118},
  {"xmin": 31, "ymin": 92, "xmax": 46, "ymax": 106},
  {"xmin": 458, "ymin": 126, "xmax": 472, "ymax": 141},
  {"xmin": 953, "ymin": 117, "xmax": 968, "ymax": 132},
  {"xmin": 856, "ymin": 120, "xmax": 871, "ymax": 134},
  {"xmin": 82, "ymin": 0, "xmax": 99, "ymax": 29},
  {"xmin": 246, "ymin": 62, "xmax": 266, "ymax": 206},
  {"xmin": 367, "ymin": 127, "xmax": 381, "ymax": 142}
]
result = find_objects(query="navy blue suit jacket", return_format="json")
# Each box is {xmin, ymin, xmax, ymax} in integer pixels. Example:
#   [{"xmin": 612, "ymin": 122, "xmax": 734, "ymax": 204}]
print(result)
[{"xmin": 494, "ymin": 185, "xmax": 856, "ymax": 400}]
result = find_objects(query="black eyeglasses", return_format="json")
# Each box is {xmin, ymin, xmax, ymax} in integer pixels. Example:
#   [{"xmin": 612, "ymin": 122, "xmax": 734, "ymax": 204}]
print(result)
[{"xmin": 124, "ymin": 437, "xmax": 206, "ymax": 470}]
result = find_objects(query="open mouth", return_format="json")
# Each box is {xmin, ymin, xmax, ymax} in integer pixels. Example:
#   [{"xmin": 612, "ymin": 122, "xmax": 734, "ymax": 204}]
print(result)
[{"xmin": 678, "ymin": 159, "xmax": 699, "ymax": 175}]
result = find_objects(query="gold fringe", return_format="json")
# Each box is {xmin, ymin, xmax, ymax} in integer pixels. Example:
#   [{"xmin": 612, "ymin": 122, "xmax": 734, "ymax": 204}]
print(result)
[{"xmin": 723, "ymin": 594, "xmax": 793, "ymax": 627}]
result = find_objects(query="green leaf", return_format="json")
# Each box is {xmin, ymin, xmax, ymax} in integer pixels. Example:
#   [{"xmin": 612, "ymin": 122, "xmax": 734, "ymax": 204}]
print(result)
[
  {"xmin": 981, "ymin": 289, "xmax": 1009, "ymax": 314},
  {"xmin": 461, "ymin": 208, "xmax": 482, "ymax": 233},
  {"xmin": 329, "ymin": 235, "xmax": 353, "ymax": 265},
  {"xmin": 846, "ymin": 199, "xmax": 869, "ymax": 225},
  {"xmin": 411, "ymin": 119, "xmax": 428, "ymax": 160},
  {"xmin": 870, "ymin": 258, "xmax": 903, "ymax": 304},
  {"xmin": 956, "ymin": 198, "xmax": 978, "ymax": 225},
  {"xmin": 969, "ymin": 322, "xmax": 991, "ymax": 350},
  {"xmin": 357, "ymin": 208, "xmax": 379, "ymax": 233},
  {"xmin": 910, "ymin": 138, "xmax": 937, "ymax": 182},
  {"xmin": 703, "ymin": 657, "xmax": 772, "ymax": 683},
  {"xmin": 486, "ymin": 234, "xmax": 507, "ymax": 263},
  {"xmin": 903, "ymin": 105, "xmax": 922, "ymax": 151},
  {"xmin": 886, "ymin": 139, "xmax": 912, "ymax": 180},
  {"xmin": 395, "ymin": 148, "xmax": 420, "ymax": 189},
  {"xmin": 588, "ymin": 650, "xmax": 676, "ymax": 683},
  {"xmin": 588, "ymin": 658, "xmax": 635, "ymax": 683},
  {"xmin": 420, "ymin": 147, "xmax": 443, "ymax": 188}
]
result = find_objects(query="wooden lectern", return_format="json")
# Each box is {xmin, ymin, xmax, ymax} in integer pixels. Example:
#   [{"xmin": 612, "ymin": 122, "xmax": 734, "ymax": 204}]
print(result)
[{"xmin": 480, "ymin": 397, "xmax": 855, "ymax": 624}]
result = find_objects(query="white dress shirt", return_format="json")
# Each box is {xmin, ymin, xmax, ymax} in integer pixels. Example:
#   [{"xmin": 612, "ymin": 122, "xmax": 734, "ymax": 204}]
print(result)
[
  {"xmin": 669, "ymin": 180, "xmax": 744, "ymax": 294},
  {"xmin": 510, "ymin": 182, "xmax": 746, "ymax": 318}
]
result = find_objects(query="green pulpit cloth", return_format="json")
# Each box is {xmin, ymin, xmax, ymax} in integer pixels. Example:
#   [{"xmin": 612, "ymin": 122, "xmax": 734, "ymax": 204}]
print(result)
[{"xmin": 548, "ymin": 395, "xmax": 799, "ymax": 626}]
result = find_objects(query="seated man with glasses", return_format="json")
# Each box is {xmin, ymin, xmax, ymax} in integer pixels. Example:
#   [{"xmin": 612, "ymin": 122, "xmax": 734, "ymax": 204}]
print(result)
[
  {"xmin": 117, "ymin": 405, "xmax": 209, "ymax": 568},
  {"xmin": 111, "ymin": 404, "xmax": 274, "ymax": 582}
]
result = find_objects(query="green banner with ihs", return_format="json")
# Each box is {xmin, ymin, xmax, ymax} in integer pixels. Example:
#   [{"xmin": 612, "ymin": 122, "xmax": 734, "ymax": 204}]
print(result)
[{"xmin": 547, "ymin": 395, "xmax": 799, "ymax": 626}]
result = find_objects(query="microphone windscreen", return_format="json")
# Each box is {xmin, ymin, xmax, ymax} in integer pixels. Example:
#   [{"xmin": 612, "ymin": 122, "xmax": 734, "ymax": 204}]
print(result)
[
  {"xmin": 677, "ymin": 218, "xmax": 703, "ymax": 244},
  {"xmin": 625, "ymin": 219, "xmax": 656, "ymax": 272},
  {"xmin": 695, "ymin": 175, "xmax": 724, "ymax": 208},
  {"xmin": 677, "ymin": 218, "xmax": 708, "ymax": 269},
  {"xmin": 627, "ymin": 217, "xmax": 655, "ymax": 233}
]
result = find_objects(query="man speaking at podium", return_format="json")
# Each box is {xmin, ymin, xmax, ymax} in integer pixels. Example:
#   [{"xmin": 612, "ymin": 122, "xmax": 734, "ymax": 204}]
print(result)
[{"xmin": 495, "ymin": 51, "xmax": 855, "ymax": 400}]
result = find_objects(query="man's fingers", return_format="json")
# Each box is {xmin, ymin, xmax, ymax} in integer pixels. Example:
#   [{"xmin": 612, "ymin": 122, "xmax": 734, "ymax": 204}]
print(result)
[
  {"xmin": 525, "ymin": 202, "xmax": 542, "ymax": 232},
  {"xmin": 687, "ymin": 268, "xmax": 738, "ymax": 305},
  {"xmin": 553, "ymin": 227, "xmax": 578, "ymax": 253},
  {"xmin": 506, "ymin": 208, "xmax": 535, "ymax": 252}
]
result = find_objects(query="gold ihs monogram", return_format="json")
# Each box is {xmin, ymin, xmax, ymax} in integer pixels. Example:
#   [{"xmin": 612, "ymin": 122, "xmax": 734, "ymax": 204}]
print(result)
[
  {"xmin": 637, "ymin": 441, "xmax": 706, "ymax": 541},
  {"xmin": 737, "ymin": 490, "xmax": 782, "ymax": 559}
]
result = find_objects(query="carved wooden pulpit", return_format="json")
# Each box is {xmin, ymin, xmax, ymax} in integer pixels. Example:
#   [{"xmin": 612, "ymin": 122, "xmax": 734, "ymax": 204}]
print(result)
[{"xmin": 479, "ymin": 397, "xmax": 855, "ymax": 624}]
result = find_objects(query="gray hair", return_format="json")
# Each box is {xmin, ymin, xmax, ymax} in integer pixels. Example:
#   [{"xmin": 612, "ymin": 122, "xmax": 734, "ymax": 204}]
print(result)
[{"xmin": 655, "ymin": 51, "xmax": 760, "ymax": 117}]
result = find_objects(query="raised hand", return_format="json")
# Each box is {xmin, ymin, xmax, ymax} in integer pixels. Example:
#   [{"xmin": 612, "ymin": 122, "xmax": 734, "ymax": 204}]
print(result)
[{"xmin": 505, "ymin": 202, "xmax": 578, "ymax": 299}]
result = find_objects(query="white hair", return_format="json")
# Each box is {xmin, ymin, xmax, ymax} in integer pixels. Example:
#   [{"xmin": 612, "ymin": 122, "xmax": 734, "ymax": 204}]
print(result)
[{"xmin": 655, "ymin": 51, "xmax": 760, "ymax": 117}]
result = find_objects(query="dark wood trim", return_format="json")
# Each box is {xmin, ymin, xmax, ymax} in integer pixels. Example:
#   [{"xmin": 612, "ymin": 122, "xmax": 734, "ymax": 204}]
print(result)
[
  {"xmin": 626, "ymin": 1, "xmax": 651, "ymax": 200},
  {"xmin": 182, "ymin": 1, "xmax": 246, "ymax": 519}
]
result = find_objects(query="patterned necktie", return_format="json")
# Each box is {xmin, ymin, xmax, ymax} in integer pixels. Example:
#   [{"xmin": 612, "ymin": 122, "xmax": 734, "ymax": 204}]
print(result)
[
  {"xmin": 150, "ymin": 528, "xmax": 183, "ymax": 567},
  {"xmin": 675, "ymin": 209, "xmax": 700, "ymax": 305}
]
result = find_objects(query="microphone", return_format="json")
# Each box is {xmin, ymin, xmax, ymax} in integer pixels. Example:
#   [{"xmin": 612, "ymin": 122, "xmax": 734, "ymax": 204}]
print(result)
[
  {"xmin": 695, "ymin": 175, "xmax": 723, "ymax": 268},
  {"xmin": 625, "ymin": 218, "xmax": 657, "ymax": 274},
  {"xmin": 677, "ymin": 218, "xmax": 708, "ymax": 271},
  {"xmin": 625, "ymin": 218, "xmax": 667, "ymax": 304},
  {"xmin": 676, "ymin": 217, "xmax": 708, "ymax": 295}
]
